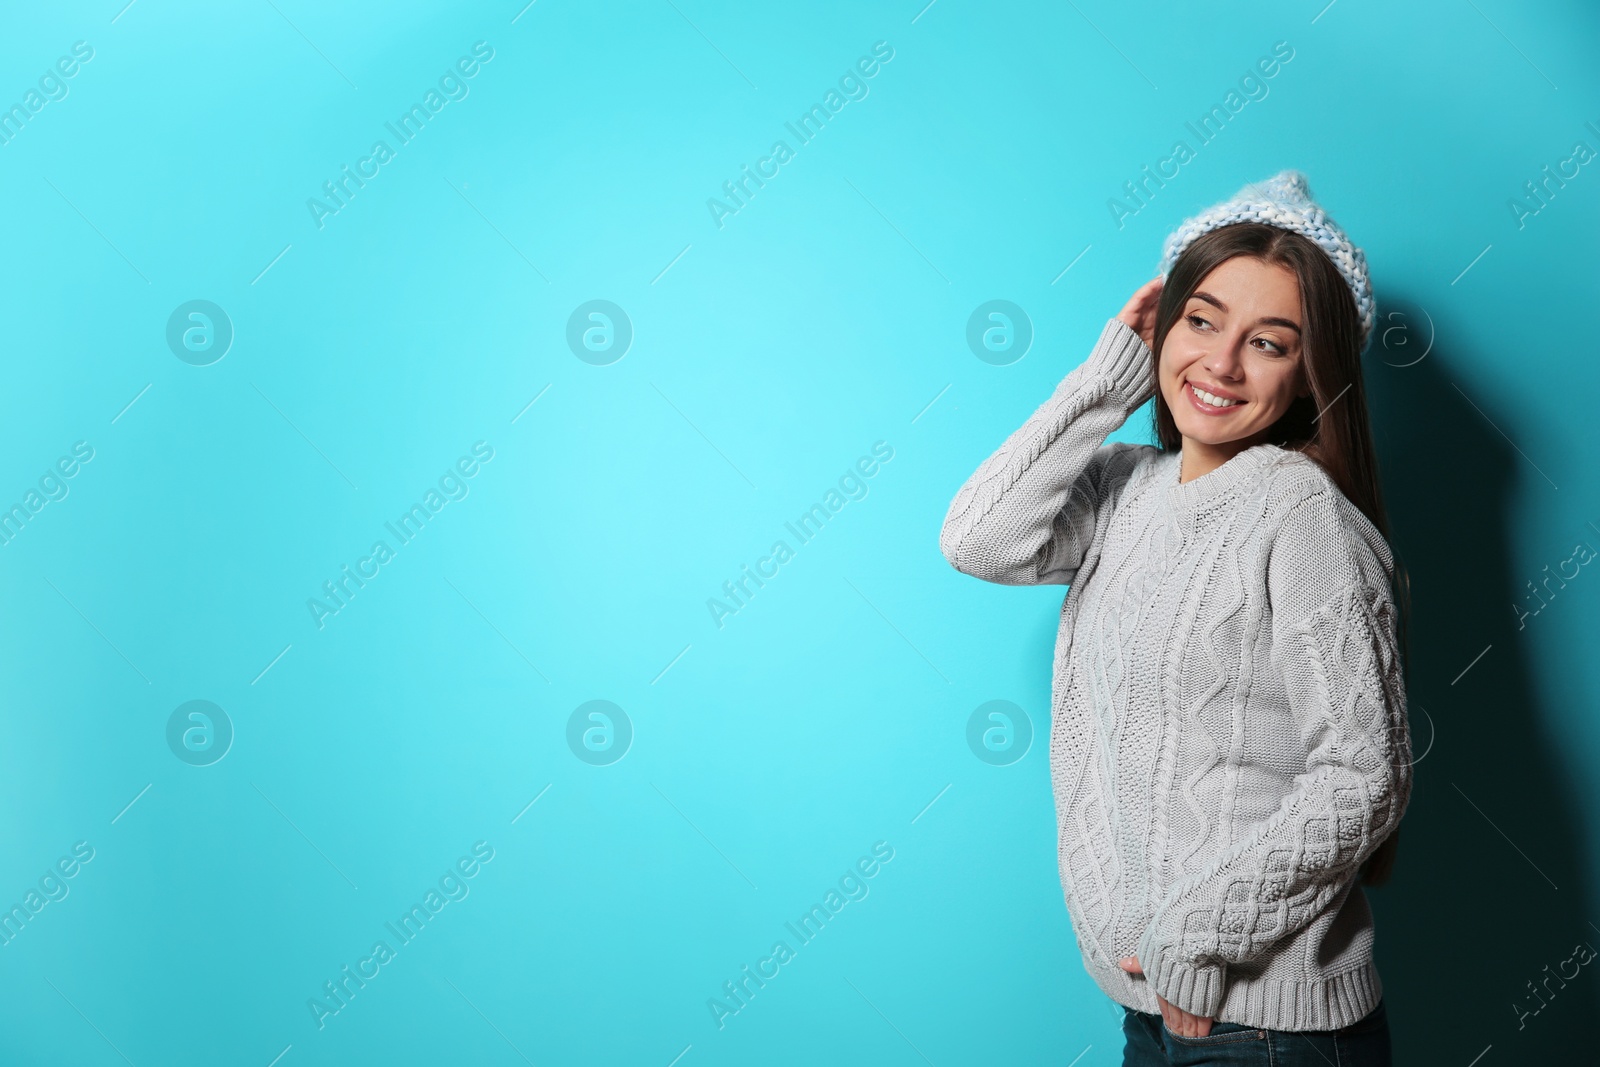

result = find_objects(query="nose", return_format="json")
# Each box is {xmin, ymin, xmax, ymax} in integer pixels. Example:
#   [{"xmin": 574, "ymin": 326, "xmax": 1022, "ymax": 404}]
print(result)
[{"xmin": 1203, "ymin": 337, "xmax": 1246, "ymax": 380}]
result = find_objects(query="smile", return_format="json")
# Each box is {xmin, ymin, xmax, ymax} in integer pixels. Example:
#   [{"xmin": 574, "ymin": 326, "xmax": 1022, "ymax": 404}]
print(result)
[{"xmin": 1185, "ymin": 381, "xmax": 1244, "ymax": 414}]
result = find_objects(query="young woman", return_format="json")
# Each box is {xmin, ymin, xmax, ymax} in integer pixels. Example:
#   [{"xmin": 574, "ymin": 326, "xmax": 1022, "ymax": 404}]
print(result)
[{"xmin": 939, "ymin": 172, "xmax": 1412, "ymax": 1066}]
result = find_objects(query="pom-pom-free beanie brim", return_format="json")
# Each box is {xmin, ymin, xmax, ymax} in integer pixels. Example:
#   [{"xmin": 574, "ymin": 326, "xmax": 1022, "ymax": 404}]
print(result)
[{"xmin": 1155, "ymin": 170, "xmax": 1374, "ymax": 351}]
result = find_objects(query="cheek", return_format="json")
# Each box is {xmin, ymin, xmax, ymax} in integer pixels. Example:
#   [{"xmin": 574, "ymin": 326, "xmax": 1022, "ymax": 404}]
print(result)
[
  {"xmin": 1160, "ymin": 343, "xmax": 1200, "ymax": 383},
  {"xmin": 1256, "ymin": 365, "xmax": 1300, "ymax": 409}
]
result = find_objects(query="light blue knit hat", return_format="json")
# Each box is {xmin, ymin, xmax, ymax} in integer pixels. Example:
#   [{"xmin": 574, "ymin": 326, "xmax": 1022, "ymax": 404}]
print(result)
[{"xmin": 1155, "ymin": 170, "xmax": 1374, "ymax": 351}]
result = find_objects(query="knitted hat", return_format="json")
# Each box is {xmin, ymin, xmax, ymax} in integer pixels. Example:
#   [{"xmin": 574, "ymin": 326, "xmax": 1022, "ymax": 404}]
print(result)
[{"xmin": 1155, "ymin": 170, "xmax": 1374, "ymax": 351}]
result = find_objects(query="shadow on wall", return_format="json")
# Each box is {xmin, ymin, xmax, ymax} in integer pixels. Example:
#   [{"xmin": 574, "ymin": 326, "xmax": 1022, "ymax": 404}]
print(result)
[{"xmin": 1363, "ymin": 294, "xmax": 1596, "ymax": 1063}]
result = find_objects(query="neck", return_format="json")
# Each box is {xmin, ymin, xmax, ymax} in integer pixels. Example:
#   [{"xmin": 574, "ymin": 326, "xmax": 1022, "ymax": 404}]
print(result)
[{"xmin": 1178, "ymin": 433, "xmax": 1265, "ymax": 483}]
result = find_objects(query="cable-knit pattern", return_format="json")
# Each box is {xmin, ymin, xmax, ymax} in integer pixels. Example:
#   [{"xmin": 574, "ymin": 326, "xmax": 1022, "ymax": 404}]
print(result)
[
  {"xmin": 939, "ymin": 318, "xmax": 1412, "ymax": 1032},
  {"xmin": 940, "ymin": 319, "xmax": 1152, "ymax": 586}
]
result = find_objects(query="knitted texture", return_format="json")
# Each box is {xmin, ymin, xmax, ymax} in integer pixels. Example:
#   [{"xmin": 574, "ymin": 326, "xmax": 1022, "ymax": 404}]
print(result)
[
  {"xmin": 1155, "ymin": 170, "xmax": 1375, "ymax": 352},
  {"xmin": 939, "ymin": 318, "xmax": 1412, "ymax": 1031}
]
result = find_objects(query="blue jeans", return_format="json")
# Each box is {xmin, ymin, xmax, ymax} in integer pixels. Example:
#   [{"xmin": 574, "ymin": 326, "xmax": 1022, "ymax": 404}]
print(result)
[{"xmin": 1120, "ymin": 997, "xmax": 1391, "ymax": 1066}]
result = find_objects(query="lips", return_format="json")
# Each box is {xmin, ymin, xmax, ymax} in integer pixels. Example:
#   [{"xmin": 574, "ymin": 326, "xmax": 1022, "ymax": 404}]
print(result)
[{"xmin": 1184, "ymin": 380, "xmax": 1245, "ymax": 416}]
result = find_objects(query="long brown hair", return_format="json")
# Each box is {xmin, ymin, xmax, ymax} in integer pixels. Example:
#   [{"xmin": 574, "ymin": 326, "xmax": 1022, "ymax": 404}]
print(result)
[{"xmin": 1150, "ymin": 222, "xmax": 1410, "ymax": 887}]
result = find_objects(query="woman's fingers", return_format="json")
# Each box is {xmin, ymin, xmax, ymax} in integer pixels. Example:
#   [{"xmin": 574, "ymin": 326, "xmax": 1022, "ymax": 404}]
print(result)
[
  {"xmin": 1137, "ymin": 277, "xmax": 1164, "ymax": 346},
  {"xmin": 1116, "ymin": 277, "xmax": 1161, "ymax": 336},
  {"xmin": 1156, "ymin": 993, "xmax": 1213, "ymax": 1038},
  {"xmin": 1115, "ymin": 276, "xmax": 1165, "ymax": 350},
  {"xmin": 1119, "ymin": 277, "xmax": 1160, "ymax": 316}
]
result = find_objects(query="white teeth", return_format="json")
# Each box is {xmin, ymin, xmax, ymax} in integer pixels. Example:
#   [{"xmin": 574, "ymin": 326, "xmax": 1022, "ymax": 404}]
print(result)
[{"xmin": 1190, "ymin": 383, "xmax": 1242, "ymax": 408}]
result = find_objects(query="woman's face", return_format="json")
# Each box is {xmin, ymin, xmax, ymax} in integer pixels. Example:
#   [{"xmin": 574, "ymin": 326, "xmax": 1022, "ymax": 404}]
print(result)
[{"xmin": 1158, "ymin": 255, "xmax": 1309, "ymax": 449}]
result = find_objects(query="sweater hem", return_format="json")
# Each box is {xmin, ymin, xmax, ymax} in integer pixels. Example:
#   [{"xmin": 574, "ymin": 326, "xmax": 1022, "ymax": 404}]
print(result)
[{"xmin": 1082, "ymin": 952, "xmax": 1383, "ymax": 1032}]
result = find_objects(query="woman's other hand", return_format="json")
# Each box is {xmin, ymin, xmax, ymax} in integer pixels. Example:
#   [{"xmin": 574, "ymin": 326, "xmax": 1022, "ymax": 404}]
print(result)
[
  {"xmin": 1115, "ymin": 276, "xmax": 1165, "ymax": 351},
  {"xmin": 1118, "ymin": 954, "xmax": 1215, "ymax": 1038}
]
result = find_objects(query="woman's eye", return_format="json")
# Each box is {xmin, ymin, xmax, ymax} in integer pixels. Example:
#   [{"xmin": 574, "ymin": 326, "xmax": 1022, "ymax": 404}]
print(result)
[
  {"xmin": 1186, "ymin": 313, "xmax": 1210, "ymax": 330},
  {"xmin": 1253, "ymin": 338, "xmax": 1284, "ymax": 354}
]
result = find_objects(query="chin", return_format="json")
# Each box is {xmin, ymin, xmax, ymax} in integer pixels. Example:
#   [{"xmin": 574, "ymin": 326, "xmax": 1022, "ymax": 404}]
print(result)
[{"xmin": 1178, "ymin": 424, "xmax": 1241, "ymax": 445}]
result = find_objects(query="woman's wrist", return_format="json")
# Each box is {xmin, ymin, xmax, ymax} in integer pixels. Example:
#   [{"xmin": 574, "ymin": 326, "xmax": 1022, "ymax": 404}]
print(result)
[{"xmin": 1083, "ymin": 317, "xmax": 1156, "ymax": 406}]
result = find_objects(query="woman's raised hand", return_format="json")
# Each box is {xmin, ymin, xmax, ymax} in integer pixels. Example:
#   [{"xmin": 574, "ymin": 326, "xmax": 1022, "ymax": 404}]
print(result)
[{"xmin": 1115, "ymin": 276, "xmax": 1165, "ymax": 351}]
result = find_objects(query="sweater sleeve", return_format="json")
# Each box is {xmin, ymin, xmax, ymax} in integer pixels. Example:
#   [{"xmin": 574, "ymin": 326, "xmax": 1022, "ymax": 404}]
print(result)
[
  {"xmin": 1134, "ymin": 489, "xmax": 1413, "ymax": 1018},
  {"xmin": 938, "ymin": 317, "xmax": 1156, "ymax": 586}
]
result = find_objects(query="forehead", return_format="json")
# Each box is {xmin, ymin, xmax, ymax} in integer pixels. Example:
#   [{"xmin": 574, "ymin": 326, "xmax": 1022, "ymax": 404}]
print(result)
[{"xmin": 1192, "ymin": 255, "xmax": 1301, "ymax": 315}]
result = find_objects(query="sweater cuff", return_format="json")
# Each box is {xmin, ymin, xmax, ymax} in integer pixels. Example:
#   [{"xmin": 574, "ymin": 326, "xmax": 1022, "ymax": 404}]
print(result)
[
  {"xmin": 1080, "ymin": 318, "xmax": 1156, "ymax": 405},
  {"xmin": 1137, "ymin": 927, "xmax": 1228, "ymax": 1018}
]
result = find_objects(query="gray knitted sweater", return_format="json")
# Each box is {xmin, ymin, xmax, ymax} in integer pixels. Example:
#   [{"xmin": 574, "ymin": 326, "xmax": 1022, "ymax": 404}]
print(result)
[{"xmin": 939, "ymin": 317, "xmax": 1412, "ymax": 1031}]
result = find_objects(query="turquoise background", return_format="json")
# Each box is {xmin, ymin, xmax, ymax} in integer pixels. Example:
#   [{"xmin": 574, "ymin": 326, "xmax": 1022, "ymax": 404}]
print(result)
[{"xmin": 1, "ymin": 0, "xmax": 1597, "ymax": 1062}]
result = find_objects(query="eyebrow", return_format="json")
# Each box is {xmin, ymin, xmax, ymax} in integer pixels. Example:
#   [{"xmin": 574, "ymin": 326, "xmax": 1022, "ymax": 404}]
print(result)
[{"xmin": 1191, "ymin": 290, "xmax": 1302, "ymax": 334}]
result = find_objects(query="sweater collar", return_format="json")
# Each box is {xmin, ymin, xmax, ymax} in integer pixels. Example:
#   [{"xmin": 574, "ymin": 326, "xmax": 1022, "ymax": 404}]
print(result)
[{"xmin": 1163, "ymin": 442, "xmax": 1285, "ymax": 510}]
